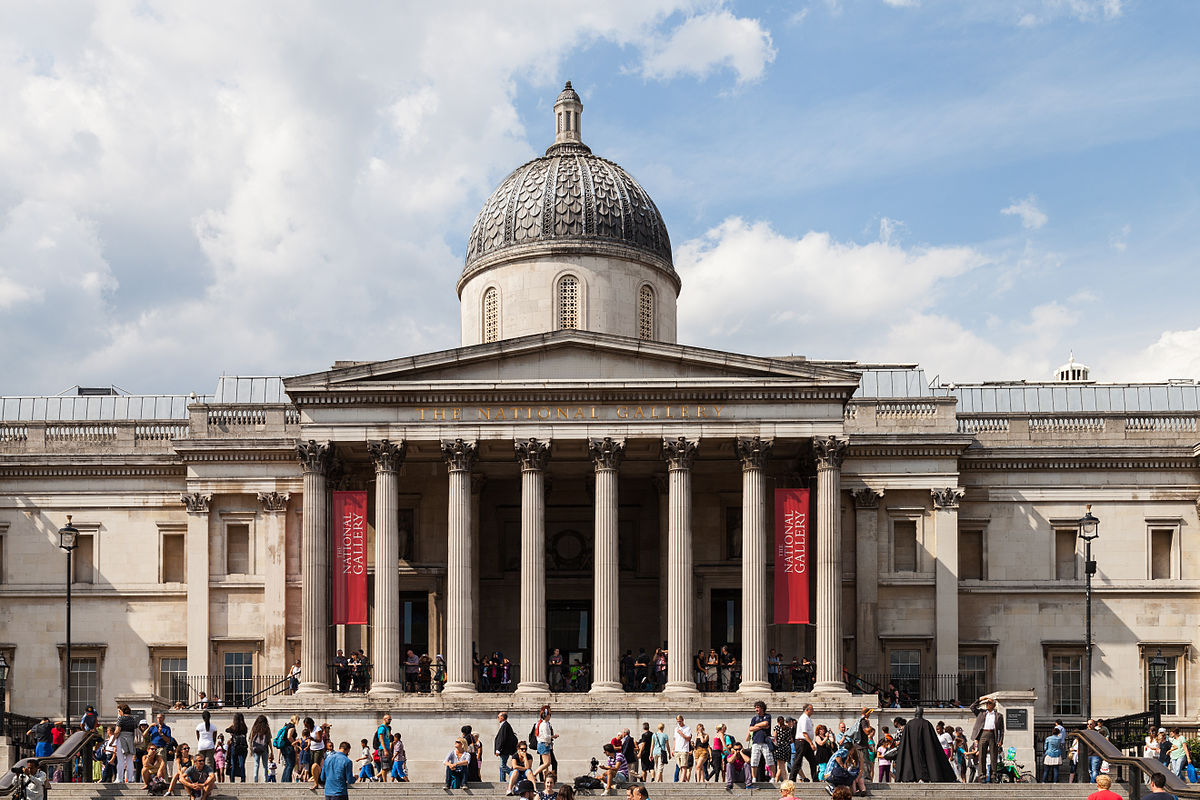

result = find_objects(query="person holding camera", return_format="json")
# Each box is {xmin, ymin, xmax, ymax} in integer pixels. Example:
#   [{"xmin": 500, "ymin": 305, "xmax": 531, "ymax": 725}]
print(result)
[
  {"xmin": 600, "ymin": 742, "xmax": 630, "ymax": 795},
  {"xmin": 13, "ymin": 759, "xmax": 48, "ymax": 800}
]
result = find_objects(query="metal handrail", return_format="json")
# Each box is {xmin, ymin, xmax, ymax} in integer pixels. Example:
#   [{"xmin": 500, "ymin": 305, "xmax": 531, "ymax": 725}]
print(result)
[
  {"xmin": 1070, "ymin": 729, "xmax": 1200, "ymax": 799},
  {"xmin": 0, "ymin": 729, "xmax": 101, "ymax": 797}
]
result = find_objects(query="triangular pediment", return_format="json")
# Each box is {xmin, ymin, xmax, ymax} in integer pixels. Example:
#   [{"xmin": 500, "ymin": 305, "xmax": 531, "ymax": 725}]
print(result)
[{"xmin": 285, "ymin": 330, "xmax": 860, "ymax": 392}]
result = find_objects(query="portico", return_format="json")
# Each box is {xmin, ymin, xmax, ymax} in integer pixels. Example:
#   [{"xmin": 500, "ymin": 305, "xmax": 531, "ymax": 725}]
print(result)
[{"xmin": 282, "ymin": 330, "xmax": 860, "ymax": 695}]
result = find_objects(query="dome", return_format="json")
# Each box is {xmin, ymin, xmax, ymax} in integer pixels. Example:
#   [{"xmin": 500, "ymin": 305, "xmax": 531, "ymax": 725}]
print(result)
[{"xmin": 460, "ymin": 83, "xmax": 675, "ymax": 293}]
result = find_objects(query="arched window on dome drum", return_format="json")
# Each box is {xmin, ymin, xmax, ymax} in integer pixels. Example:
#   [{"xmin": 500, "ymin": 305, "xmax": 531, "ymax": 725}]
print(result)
[
  {"xmin": 557, "ymin": 275, "xmax": 580, "ymax": 330},
  {"xmin": 483, "ymin": 287, "xmax": 499, "ymax": 343},
  {"xmin": 638, "ymin": 284, "xmax": 654, "ymax": 340}
]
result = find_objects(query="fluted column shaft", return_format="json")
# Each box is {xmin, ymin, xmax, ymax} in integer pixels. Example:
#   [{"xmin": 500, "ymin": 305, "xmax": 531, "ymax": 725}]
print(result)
[
  {"xmin": 737, "ymin": 437, "xmax": 773, "ymax": 693},
  {"xmin": 515, "ymin": 439, "xmax": 551, "ymax": 693},
  {"xmin": 296, "ymin": 441, "xmax": 331, "ymax": 694},
  {"xmin": 813, "ymin": 436, "xmax": 848, "ymax": 693},
  {"xmin": 442, "ymin": 439, "xmax": 478, "ymax": 694},
  {"xmin": 590, "ymin": 437, "xmax": 625, "ymax": 693},
  {"xmin": 368, "ymin": 440, "xmax": 406, "ymax": 694},
  {"xmin": 663, "ymin": 437, "xmax": 699, "ymax": 694}
]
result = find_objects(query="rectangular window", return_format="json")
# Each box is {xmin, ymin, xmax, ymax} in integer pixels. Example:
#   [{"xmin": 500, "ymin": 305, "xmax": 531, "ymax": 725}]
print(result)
[
  {"xmin": 893, "ymin": 520, "xmax": 917, "ymax": 572},
  {"xmin": 959, "ymin": 530, "xmax": 983, "ymax": 580},
  {"xmin": 158, "ymin": 657, "xmax": 188, "ymax": 704},
  {"xmin": 1050, "ymin": 654, "xmax": 1082, "ymax": 716},
  {"xmin": 1150, "ymin": 529, "xmax": 1173, "ymax": 580},
  {"xmin": 1054, "ymin": 530, "xmax": 1076, "ymax": 580},
  {"xmin": 958, "ymin": 654, "xmax": 987, "ymax": 703},
  {"xmin": 73, "ymin": 534, "xmax": 95, "ymax": 584},
  {"xmin": 226, "ymin": 524, "xmax": 250, "ymax": 575},
  {"xmin": 889, "ymin": 648, "xmax": 921, "ymax": 702},
  {"xmin": 223, "ymin": 651, "xmax": 253, "ymax": 706},
  {"xmin": 162, "ymin": 533, "xmax": 185, "ymax": 583},
  {"xmin": 69, "ymin": 657, "xmax": 98, "ymax": 719},
  {"xmin": 1146, "ymin": 653, "xmax": 1178, "ymax": 716}
]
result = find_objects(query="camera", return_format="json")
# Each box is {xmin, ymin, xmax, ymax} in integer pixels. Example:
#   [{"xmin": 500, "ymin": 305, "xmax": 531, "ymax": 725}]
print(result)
[{"xmin": 589, "ymin": 757, "xmax": 599, "ymax": 772}]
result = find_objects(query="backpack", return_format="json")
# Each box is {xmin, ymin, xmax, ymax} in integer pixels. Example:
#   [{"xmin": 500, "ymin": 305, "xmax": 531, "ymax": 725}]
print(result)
[
  {"xmin": 146, "ymin": 777, "xmax": 169, "ymax": 796},
  {"xmin": 528, "ymin": 725, "xmax": 538, "ymax": 749},
  {"xmin": 272, "ymin": 724, "xmax": 290, "ymax": 749},
  {"xmin": 574, "ymin": 776, "xmax": 604, "ymax": 790}
]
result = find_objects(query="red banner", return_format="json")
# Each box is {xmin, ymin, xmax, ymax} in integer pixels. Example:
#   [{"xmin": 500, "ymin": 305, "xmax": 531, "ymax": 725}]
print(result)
[
  {"xmin": 332, "ymin": 491, "xmax": 368, "ymax": 625},
  {"xmin": 774, "ymin": 488, "xmax": 810, "ymax": 624}
]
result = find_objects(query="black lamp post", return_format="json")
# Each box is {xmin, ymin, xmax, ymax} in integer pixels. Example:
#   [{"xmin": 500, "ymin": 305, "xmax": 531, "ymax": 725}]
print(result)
[
  {"xmin": 59, "ymin": 515, "xmax": 79, "ymax": 724},
  {"xmin": 0, "ymin": 651, "xmax": 10, "ymax": 716},
  {"xmin": 1077, "ymin": 505, "xmax": 1099, "ymax": 720},
  {"xmin": 1149, "ymin": 649, "xmax": 1168, "ymax": 725}
]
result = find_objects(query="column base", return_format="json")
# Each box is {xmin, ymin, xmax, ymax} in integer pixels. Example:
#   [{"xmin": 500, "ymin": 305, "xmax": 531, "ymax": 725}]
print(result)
[
  {"xmin": 367, "ymin": 681, "xmax": 404, "ymax": 696},
  {"xmin": 441, "ymin": 681, "xmax": 477, "ymax": 695},
  {"xmin": 663, "ymin": 681, "xmax": 699, "ymax": 695},
  {"xmin": 812, "ymin": 680, "xmax": 850, "ymax": 695},
  {"xmin": 589, "ymin": 681, "xmax": 624, "ymax": 694},
  {"xmin": 295, "ymin": 681, "xmax": 331, "ymax": 695},
  {"xmin": 515, "ymin": 681, "xmax": 550, "ymax": 694},
  {"xmin": 737, "ymin": 680, "xmax": 772, "ymax": 694}
]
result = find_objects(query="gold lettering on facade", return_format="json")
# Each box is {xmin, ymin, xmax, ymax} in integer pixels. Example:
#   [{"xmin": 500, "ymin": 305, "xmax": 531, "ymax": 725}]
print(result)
[
  {"xmin": 696, "ymin": 406, "xmax": 707, "ymax": 418},
  {"xmin": 433, "ymin": 408, "xmax": 446, "ymax": 421},
  {"xmin": 616, "ymin": 407, "xmax": 628, "ymax": 419},
  {"xmin": 680, "ymin": 406, "xmax": 689, "ymax": 418},
  {"xmin": 537, "ymin": 407, "xmax": 551, "ymax": 419},
  {"xmin": 633, "ymin": 406, "xmax": 645, "ymax": 419},
  {"xmin": 477, "ymin": 408, "xmax": 490, "ymax": 420},
  {"xmin": 713, "ymin": 405, "xmax": 724, "ymax": 418},
  {"xmin": 556, "ymin": 407, "xmax": 568, "ymax": 419},
  {"xmin": 573, "ymin": 408, "xmax": 586, "ymax": 420}
]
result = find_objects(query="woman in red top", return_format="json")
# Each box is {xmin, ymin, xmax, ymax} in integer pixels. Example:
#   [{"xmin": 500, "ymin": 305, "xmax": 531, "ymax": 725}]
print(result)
[
  {"xmin": 1087, "ymin": 774, "xmax": 1122, "ymax": 800},
  {"xmin": 52, "ymin": 722, "xmax": 67, "ymax": 747}
]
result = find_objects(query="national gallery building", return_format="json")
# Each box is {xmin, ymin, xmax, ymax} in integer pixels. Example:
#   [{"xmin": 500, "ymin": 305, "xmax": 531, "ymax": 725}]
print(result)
[{"xmin": 2, "ymin": 84, "xmax": 1198, "ymax": 731}]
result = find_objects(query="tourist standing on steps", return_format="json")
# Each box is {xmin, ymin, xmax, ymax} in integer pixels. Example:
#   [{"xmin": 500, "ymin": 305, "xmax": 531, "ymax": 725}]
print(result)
[
  {"xmin": 115, "ymin": 703, "xmax": 139, "ymax": 782},
  {"xmin": 225, "ymin": 711, "xmax": 248, "ymax": 782},
  {"xmin": 791, "ymin": 703, "xmax": 818, "ymax": 782},
  {"xmin": 495, "ymin": 711, "xmax": 519, "ymax": 784},
  {"xmin": 651, "ymin": 723, "xmax": 669, "ymax": 782},
  {"xmin": 746, "ymin": 701, "xmax": 771, "ymax": 787},
  {"xmin": 26, "ymin": 717, "xmax": 53, "ymax": 759},
  {"xmin": 320, "ymin": 741, "xmax": 355, "ymax": 800},
  {"xmin": 969, "ymin": 697, "xmax": 1004, "ymax": 783},
  {"xmin": 249, "ymin": 715, "xmax": 272, "ymax": 782},
  {"xmin": 530, "ymin": 705, "xmax": 558, "ymax": 788},
  {"xmin": 671, "ymin": 715, "xmax": 692, "ymax": 782},
  {"xmin": 279, "ymin": 716, "xmax": 299, "ymax": 782},
  {"xmin": 195, "ymin": 710, "xmax": 217, "ymax": 773},
  {"xmin": 636, "ymin": 722, "xmax": 653, "ymax": 783}
]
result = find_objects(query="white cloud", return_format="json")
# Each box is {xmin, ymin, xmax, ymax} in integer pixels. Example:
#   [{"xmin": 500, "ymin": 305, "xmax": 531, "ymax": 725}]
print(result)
[
  {"xmin": 882, "ymin": 0, "xmax": 919, "ymax": 7},
  {"xmin": 1001, "ymin": 195, "xmax": 1048, "ymax": 230},
  {"xmin": 1115, "ymin": 328, "xmax": 1200, "ymax": 381},
  {"xmin": 1110, "ymin": 223, "xmax": 1131, "ymax": 252},
  {"xmin": 640, "ymin": 9, "xmax": 776, "ymax": 84},
  {"xmin": 1015, "ymin": 0, "xmax": 1123, "ymax": 26}
]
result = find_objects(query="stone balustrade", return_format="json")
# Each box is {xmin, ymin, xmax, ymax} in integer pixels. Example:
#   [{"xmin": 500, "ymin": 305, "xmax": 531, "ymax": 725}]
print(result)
[{"xmin": 957, "ymin": 412, "xmax": 1199, "ymax": 443}]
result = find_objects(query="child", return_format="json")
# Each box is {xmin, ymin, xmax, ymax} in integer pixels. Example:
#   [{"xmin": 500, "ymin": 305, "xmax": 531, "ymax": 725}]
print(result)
[
  {"xmin": 390, "ymin": 733, "xmax": 408, "ymax": 782},
  {"xmin": 297, "ymin": 729, "xmax": 312, "ymax": 781},
  {"xmin": 213, "ymin": 734, "xmax": 226, "ymax": 781},
  {"xmin": 356, "ymin": 738, "xmax": 375, "ymax": 781},
  {"xmin": 265, "ymin": 752, "xmax": 277, "ymax": 783},
  {"xmin": 876, "ymin": 742, "xmax": 891, "ymax": 783}
]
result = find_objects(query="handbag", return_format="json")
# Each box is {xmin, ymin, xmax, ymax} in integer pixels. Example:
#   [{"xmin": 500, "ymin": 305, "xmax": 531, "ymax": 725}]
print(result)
[{"xmin": 1187, "ymin": 763, "xmax": 1197, "ymax": 783}]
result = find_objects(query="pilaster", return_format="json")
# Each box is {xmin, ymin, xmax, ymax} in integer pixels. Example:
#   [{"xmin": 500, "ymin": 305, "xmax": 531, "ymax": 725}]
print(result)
[
  {"xmin": 257, "ymin": 491, "xmax": 290, "ymax": 676},
  {"xmin": 735, "ymin": 436, "xmax": 773, "ymax": 694},
  {"xmin": 932, "ymin": 487, "xmax": 965, "ymax": 681},
  {"xmin": 852, "ymin": 488, "xmax": 883, "ymax": 676},
  {"xmin": 182, "ymin": 492, "xmax": 212, "ymax": 681}
]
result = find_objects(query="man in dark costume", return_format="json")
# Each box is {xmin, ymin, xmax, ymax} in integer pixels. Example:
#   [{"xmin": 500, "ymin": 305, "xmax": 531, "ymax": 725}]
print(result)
[{"xmin": 894, "ymin": 707, "xmax": 958, "ymax": 782}]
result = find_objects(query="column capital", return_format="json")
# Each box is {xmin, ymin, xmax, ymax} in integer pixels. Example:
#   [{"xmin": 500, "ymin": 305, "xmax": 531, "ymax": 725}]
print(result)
[
  {"xmin": 296, "ymin": 440, "xmax": 332, "ymax": 475},
  {"xmin": 662, "ymin": 436, "xmax": 698, "ymax": 470},
  {"xmin": 589, "ymin": 437, "xmax": 625, "ymax": 470},
  {"xmin": 812, "ymin": 435, "xmax": 847, "ymax": 470},
  {"xmin": 368, "ymin": 439, "xmax": 407, "ymax": 473},
  {"xmin": 931, "ymin": 487, "xmax": 965, "ymax": 509},
  {"xmin": 257, "ymin": 491, "xmax": 290, "ymax": 513},
  {"xmin": 852, "ymin": 488, "xmax": 883, "ymax": 509},
  {"xmin": 180, "ymin": 492, "xmax": 212, "ymax": 514},
  {"xmin": 514, "ymin": 437, "xmax": 552, "ymax": 471},
  {"xmin": 440, "ymin": 438, "xmax": 478, "ymax": 472},
  {"xmin": 735, "ymin": 435, "xmax": 773, "ymax": 469}
]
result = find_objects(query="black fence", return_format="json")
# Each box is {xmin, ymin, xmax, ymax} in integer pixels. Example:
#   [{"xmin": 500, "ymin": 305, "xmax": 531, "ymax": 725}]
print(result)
[
  {"xmin": 173, "ymin": 675, "xmax": 287, "ymax": 708},
  {"xmin": 0, "ymin": 712, "xmax": 40, "ymax": 760},
  {"xmin": 328, "ymin": 663, "xmax": 372, "ymax": 694},
  {"xmin": 847, "ymin": 672, "xmax": 969, "ymax": 708}
]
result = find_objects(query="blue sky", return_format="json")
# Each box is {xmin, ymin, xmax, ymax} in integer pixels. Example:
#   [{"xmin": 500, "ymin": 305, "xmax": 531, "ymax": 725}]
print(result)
[{"xmin": 1, "ymin": 0, "xmax": 1198, "ymax": 395}]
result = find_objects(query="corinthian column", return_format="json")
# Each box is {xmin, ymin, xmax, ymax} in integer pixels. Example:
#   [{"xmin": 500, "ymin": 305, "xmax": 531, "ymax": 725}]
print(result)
[
  {"xmin": 368, "ymin": 439, "xmax": 406, "ymax": 695},
  {"xmin": 813, "ymin": 436, "xmax": 849, "ymax": 694},
  {"xmin": 663, "ymin": 436, "xmax": 699, "ymax": 694},
  {"xmin": 515, "ymin": 438, "xmax": 552, "ymax": 693},
  {"xmin": 736, "ymin": 436, "xmax": 773, "ymax": 694},
  {"xmin": 441, "ymin": 439, "xmax": 478, "ymax": 694},
  {"xmin": 590, "ymin": 437, "xmax": 625, "ymax": 693},
  {"xmin": 296, "ymin": 440, "xmax": 332, "ymax": 694}
]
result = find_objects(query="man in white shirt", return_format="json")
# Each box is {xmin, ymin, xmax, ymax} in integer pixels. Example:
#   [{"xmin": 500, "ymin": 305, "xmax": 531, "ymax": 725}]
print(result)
[
  {"xmin": 970, "ymin": 697, "xmax": 1004, "ymax": 783},
  {"xmin": 17, "ymin": 759, "xmax": 47, "ymax": 800},
  {"xmin": 790, "ymin": 704, "xmax": 818, "ymax": 781},
  {"xmin": 671, "ymin": 715, "xmax": 692, "ymax": 782}
]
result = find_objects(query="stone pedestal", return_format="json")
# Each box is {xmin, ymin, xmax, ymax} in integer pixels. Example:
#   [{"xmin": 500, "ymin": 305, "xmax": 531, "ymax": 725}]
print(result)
[
  {"xmin": 296, "ymin": 441, "xmax": 332, "ymax": 694},
  {"xmin": 369, "ymin": 440, "xmax": 406, "ymax": 695},
  {"xmin": 663, "ymin": 437, "xmax": 699, "ymax": 694},
  {"xmin": 813, "ymin": 436, "xmax": 849, "ymax": 694}
]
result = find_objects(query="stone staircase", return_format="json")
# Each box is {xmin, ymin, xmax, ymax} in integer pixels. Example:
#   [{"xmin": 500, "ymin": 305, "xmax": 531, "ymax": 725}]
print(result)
[{"xmin": 41, "ymin": 781, "xmax": 1127, "ymax": 799}]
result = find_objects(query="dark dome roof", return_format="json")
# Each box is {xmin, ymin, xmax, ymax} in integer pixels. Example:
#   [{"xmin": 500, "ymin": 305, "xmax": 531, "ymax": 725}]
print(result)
[{"xmin": 462, "ymin": 151, "xmax": 674, "ymax": 284}]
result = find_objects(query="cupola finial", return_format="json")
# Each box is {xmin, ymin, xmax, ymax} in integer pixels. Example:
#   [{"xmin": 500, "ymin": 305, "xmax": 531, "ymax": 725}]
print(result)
[{"xmin": 553, "ymin": 80, "xmax": 583, "ymax": 148}]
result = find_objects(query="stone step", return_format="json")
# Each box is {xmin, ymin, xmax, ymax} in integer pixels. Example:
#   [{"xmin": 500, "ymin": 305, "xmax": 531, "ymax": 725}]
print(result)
[{"xmin": 40, "ymin": 781, "xmax": 1126, "ymax": 799}]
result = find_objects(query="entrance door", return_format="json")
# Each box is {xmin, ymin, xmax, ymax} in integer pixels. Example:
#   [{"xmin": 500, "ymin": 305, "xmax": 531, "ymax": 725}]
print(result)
[
  {"xmin": 399, "ymin": 591, "xmax": 429, "ymax": 655},
  {"xmin": 710, "ymin": 589, "xmax": 742, "ymax": 656}
]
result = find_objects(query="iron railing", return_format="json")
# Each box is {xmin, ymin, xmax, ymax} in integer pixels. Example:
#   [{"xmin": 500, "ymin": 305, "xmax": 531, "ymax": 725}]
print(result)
[
  {"xmin": 848, "ymin": 672, "xmax": 968, "ymax": 708},
  {"xmin": 328, "ymin": 663, "xmax": 372, "ymax": 694},
  {"xmin": 0, "ymin": 712, "xmax": 40, "ymax": 761},
  {"xmin": 174, "ymin": 675, "xmax": 286, "ymax": 708}
]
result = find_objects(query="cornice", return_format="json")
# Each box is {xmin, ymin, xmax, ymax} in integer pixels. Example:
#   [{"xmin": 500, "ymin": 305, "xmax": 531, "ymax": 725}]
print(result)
[
  {"xmin": 286, "ymin": 386, "xmax": 854, "ymax": 407},
  {"xmin": 173, "ymin": 438, "xmax": 299, "ymax": 463},
  {"xmin": 961, "ymin": 446, "xmax": 1197, "ymax": 472},
  {"xmin": 0, "ymin": 453, "xmax": 185, "ymax": 479}
]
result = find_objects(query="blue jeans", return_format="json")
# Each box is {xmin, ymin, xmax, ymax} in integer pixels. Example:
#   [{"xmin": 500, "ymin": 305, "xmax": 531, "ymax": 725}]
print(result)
[
  {"xmin": 230, "ymin": 750, "xmax": 247, "ymax": 782},
  {"xmin": 281, "ymin": 748, "xmax": 296, "ymax": 782},
  {"xmin": 254, "ymin": 751, "xmax": 269, "ymax": 781},
  {"xmin": 445, "ymin": 765, "xmax": 467, "ymax": 788},
  {"xmin": 1088, "ymin": 755, "xmax": 1101, "ymax": 782},
  {"xmin": 1041, "ymin": 764, "xmax": 1058, "ymax": 783}
]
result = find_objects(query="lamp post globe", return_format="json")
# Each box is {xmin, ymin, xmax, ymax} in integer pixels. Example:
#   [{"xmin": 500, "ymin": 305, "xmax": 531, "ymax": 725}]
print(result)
[{"xmin": 58, "ymin": 515, "xmax": 80, "ymax": 724}]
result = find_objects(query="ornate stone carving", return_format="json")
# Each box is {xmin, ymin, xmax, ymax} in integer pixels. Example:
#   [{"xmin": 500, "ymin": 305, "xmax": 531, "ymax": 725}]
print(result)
[
  {"xmin": 812, "ymin": 436, "xmax": 848, "ymax": 470},
  {"xmin": 931, "ymin": 487, "xmax": 965, "ymax": 509},
  {"xmin": 662, "ymin": 436, "xmax": 698, "ymax": 470},
  {"xmin": 296, "ymin": 440, "xmax": 331, "ymax": 475},
  {"xmin": 368, "ymin": 439, "xmax": 407, "ymax": 473},
  {"xmin": 852, "ymin": 488, "xmax": 883, "ymax": 509},
  {"xmin": 735, "ymin": 436, "xmax": 773, "ymax": 469},
  {"xmin": 180, "ymin": 492, "xmax": 212, "ymax": 513},
  {"xmin": 589, "ymin": 437, "xmax": 625, "ymax": 470},
  {"xmin": 440, "ymin": 439, "xmax": 478, "ymax": 472},
  {"xmin": 514, "ymin": 438, "xmax": 552, "ymax": 470},
  {"xmin": 257, "ymin": 491, "xmax": 290, "ymax": 513}
]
